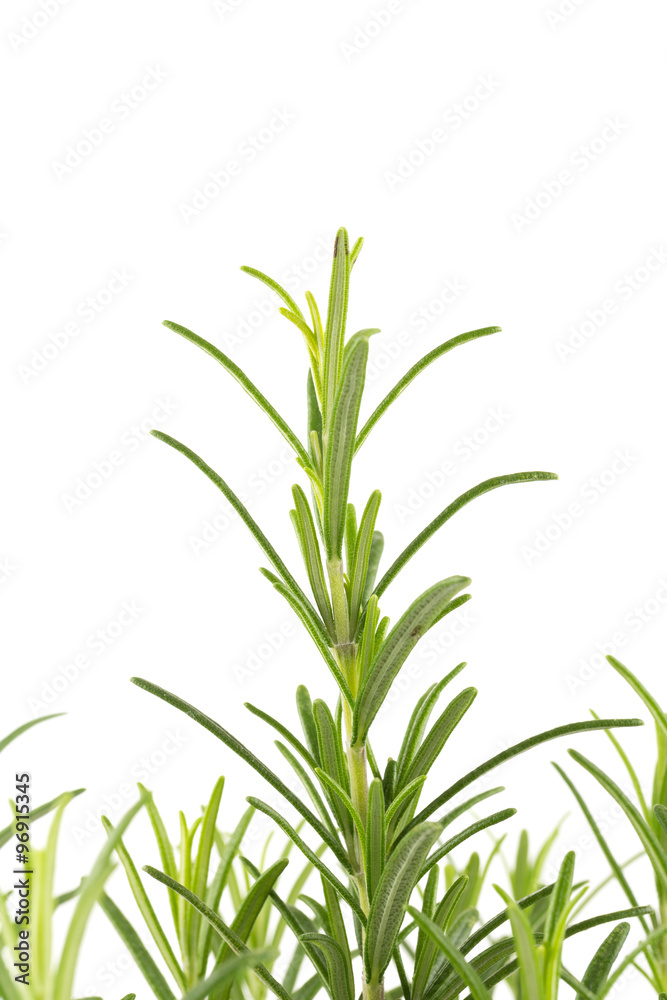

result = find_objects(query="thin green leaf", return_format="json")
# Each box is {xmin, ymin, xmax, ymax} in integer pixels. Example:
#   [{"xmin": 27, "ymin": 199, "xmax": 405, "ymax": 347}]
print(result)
[
  {"xmin": 349, "ymin": 491, "xmax": 382, "ymax": 632},
  {"xmin": 412, "ymin": 876, "xmax": 468, "ymax": 1000},
  {"xmin": 543, "ymin": 849, "xmax": 575, "ymax": 941},
  {"xmin": 353, "ymin": 578, "xmax": 471, "ymax": 743},
  {"xmin": 53, "ymin": 795, "xmax": 148, "ymax": 1000},
  {"xmin": 577, "ymin": 922, "xmax": 629, "ymax": 999},
  {"xmin": 150, "ymin": 432, "xmax": 314, "ymax": 617},
  {"xmin": 240, "ymin": 265, "xmax": 306, "ymax": 322},
  {"xmin": 277, "ymin": 742, "xmax": 337, "ymax": 835},
  {"xmin": 0, "ymin": 713, "xmax": 64, "ymax": 753},
  {"xmin": 364, "ymin": 823, "xmax": 441, "ymax": 982},
  {"xmin": 394, "ymin": 663, "xmax": 467, "ymax": 786},
  {"xmin": 188, "ymin": 776, "xmax": 225, "ymax": 972},
  {"xmin": 569, "ymin": 749, "xmax": 667, "ymax": 892},
  {"xmin": 0, "ymin": 788, "xmax": 84, "ymax": 849},
  {"xmin": 245, "ymin": 797, "xmax": 365, "ymax": 922},
  {"xmin": 144, "ymin": 866, "xmax": 295, "ymax": 1000},
  {"xmin": 130, "ymin": 677, "xmax": 351, "ymax": 872},
  {"xmin": 296, "ymin": 685, "xmax": 321, "ymax": 766},
  {"xmin": 299, "ymin": 934, "xmax": 353, "ymax": 1000},
  {"xmin": 407, "ymin": 907, "xmax": 492, "ymax": 1000},
  {"xmin": 323, "ymin": 336, "xmax": 370, "ymax": 560},
  {"xmin": 374, "ymin": 472, "xmax": 557, "ymax": 599},
  {"xmin": 162, "ymin": 321, "xmax": 309, "ymax": 465},
  {"xmin": 293, "ymin": 485, "xmax": 335, "ymax": 633},
  {"xmin": 553, "ymin": 763, "xmax": 650, "ymax": 934},
  {"xmin": 361, "ymin": 532, "xmax": 385, "ymax": 609},
  {"xmin": 420, "ymin": 809, "xmax": 517, "ymax": 878},
  {"xmin": 402, "ymin": 688, "xmax": 477, "ymax": 788},
  {"xmin": 385, "ymin": 776, "xmax": 427, "ymax": 830},
  {"xmin": 98, "ymin": 893, "xmax": 177, "ymax": 1000},
  {"xmin": 322, "ymin": 228, "xmax": 350, "ymax": 424},
  {"xmin": 494, "ymin": 886, "xmax": 540, "ymax": 1000},
  {"xmin": 365, "ymin": 778, "xmax": 386, "ymax": 902},
  {"xmin": 404, "ymin": 717, "xmax": 643, "ymax": 834},
  {"xmin": 315, "ymin": 768, "xmax": 365, "ymax": 846},
  {"xmin": 596, "ymin": 926, "xmax": 667, "ymax": 998},
  {"xmin": 244, "ymin": 702, "xmax": 318, "ymax": 771},
  {"xmin": 350, "ymin": 237, "xmax": 364, "ymax": 267},
  {"xmin": 355, "ymin": 327, "xmax": 499, "ymax": 452},
  {"xmin": 101, "ymin": 815, "xmax": 186, "ymax": 992},
  {"xmin": 182, "ymin": 949, "xmax": 278, "ymax": 1000}
]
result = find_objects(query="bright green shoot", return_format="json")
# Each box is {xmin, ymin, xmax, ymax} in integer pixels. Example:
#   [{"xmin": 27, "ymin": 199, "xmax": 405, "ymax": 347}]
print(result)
[{"xmin": 133, "ymin": 229, "xmax": 645, "ymax": 1000}]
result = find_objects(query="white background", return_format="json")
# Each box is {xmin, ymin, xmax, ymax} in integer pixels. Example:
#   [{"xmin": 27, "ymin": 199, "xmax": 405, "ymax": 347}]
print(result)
[{"xmin": 2, "ymin": 0, "xmax": 666, "ymax": 995}]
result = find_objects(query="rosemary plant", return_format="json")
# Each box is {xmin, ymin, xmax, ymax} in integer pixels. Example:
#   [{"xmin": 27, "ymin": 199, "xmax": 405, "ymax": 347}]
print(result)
[
  {"xmin": 557, "ymin": 655, "xmax": 667, "ymax": 993},
  {"xmin": 0, "ymin": 718, "xmax": 144, "ymax": 1000},
  {"xmin": 101, "ymin": 780, "xmax": 317, "ymax": 1000},
  {"xmin": 132, "ymin": 229, "xmax": 649, "ymax": 999}
]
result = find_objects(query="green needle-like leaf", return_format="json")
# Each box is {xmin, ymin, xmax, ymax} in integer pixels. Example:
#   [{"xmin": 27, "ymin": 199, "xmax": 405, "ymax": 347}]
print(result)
[
  {"xmin": 577, "ymin": 922, "xmax": 629, "ymax": 999},
  {"xmin": 402, "ymin": 688, "xmax": 477, "ymax": 788},
  {"xmin": 182, "ymin": 949, "xmax": 278, "ymax": 1000},
  {"xmin": 569, "ymin": 749, "xmax": 667, "ymax": 893},
  {"xmin": 349, "ymin": 490, "xmax": 382, "ymax": 632},
  {"xmin": 420, "ymin": 809, "xmax": 517, "ymax": 877},
  {"xmin": 98, "ymin": 893, "xmax": 177, "ymax": 1000},
  {"xmin": 407, "ymin": 906, "xmax": 493, "ymax": 1000},
  {"xmin": 543, "ymin": 849, "xmax": 575, "ymax": 942},
  {"xmin": 162, "ymin": 321, "xmax": 310, "ymax": 465},
  {"xmin": 300, "ymin": 934, "xmax": 354, "ymax": 1000},
  {"xmin": 404, "ymin": 717, "xmax": 643, "ymax": 834},
  {"xmin": 246, "ymin": 797, "xmax": 365, "ymax": 922},
  {"xmin": 0, "ymin": 788, "xmax": 85, "ymax": 849},
  {"xmin": 240, "ymin": 265, "xmax": 307, "ymax": 323},
  {"xmin": 323, "ymin": 336, "xmax": 370, "ymax": 560},
  {"xmin": 292, "ymin": 484, "xmax": 335, "ymax": 633},
  {"xmin": 493, "ymin": 886, "xmax": 540, "ymax": 1000},
  {"xmin": 144, "ymin": 866, "xmax": 295, "ymax": 1000},
  {"xmin": 355, "ymin": 327, "xmax": 500, "ymax": 452},
  {"xmin": 374, "ymin": 472, "xmax": 558, "ymax": 599},
  {"xmin": 0, "ymin": 713, "xmax": 64, "ymax": 753},
  {"xmin": 365, "ymin": 778, "xmax": 386, "ymax": 902},
  {"xmin": 353, "ymin": 578, "xmax": 471, "ymax": 743},
  {"xmin": 130, "ymin": 677, "xmax": 351, "ymax": 871},
  {"xmin": 364, "ymin": 823, "xmax": 441, "ymax": 982},
  {"xmin": 101, "ymin": 816, "xmax": 186, "ymax": 992},
  {"xmin": 323, "ymin": 228, "xmax": 350, "ymax": 424},
  {"xmin": 150, "ymin": 431, "xmax": 317, "ymax": 620},
  {"xmin": 394, "ymin": 663, "xmax": 467, "ymax": 786}
]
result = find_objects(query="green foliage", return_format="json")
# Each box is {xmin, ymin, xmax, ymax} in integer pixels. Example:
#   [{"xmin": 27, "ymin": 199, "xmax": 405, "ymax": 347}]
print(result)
[
  {"xmin": 102, "ymin": 779, "xmax": 315, "ymax": 1000},
  {"xmin": 132, "ymin": 229, "xmax": 649, "ymax": 1000},
  {"xmin": 559, "ymin": 655, "xmax": 667, "ymax": 992}
]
